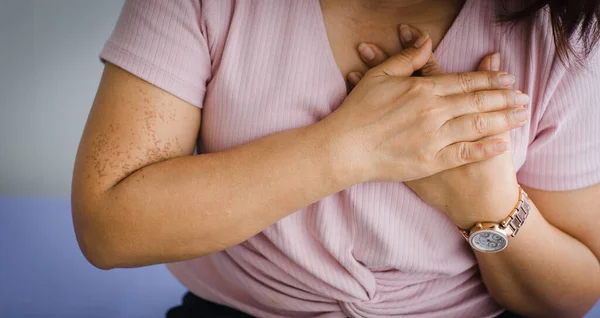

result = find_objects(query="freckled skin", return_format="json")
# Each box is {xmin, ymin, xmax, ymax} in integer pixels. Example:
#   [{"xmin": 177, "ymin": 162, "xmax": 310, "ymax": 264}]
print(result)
[
  {"xmin": 73, "ymin": 63, "xmax": 198, "ymax": 196},
  {"xmin": 71, "ymin": 62, "xmax": 202, "ymax": 267},
  {"xmin": 72, "ymin": 62, "xmax": 350, "ymax": 270}
]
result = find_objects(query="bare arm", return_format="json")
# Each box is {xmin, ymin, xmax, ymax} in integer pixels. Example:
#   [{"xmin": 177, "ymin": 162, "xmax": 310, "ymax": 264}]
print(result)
[
  {"xmin": 72, "ymin": 63, "xmax": 352, "ymax": 269},
  {"xmin": 74, "ymin": 42, "xmax": 520, "ymax": 270},
  {"xmin": 475, "ymin": 184, "xmax": 600, "ymax": 317},
  {"xmin": 354, "ymin": 28, "xmax": 600, "ymax": 317}
]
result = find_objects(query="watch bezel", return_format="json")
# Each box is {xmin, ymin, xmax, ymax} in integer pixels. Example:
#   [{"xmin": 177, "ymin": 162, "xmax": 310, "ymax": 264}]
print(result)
[
  {"xmin": 468, "ymin": 224, "xmax": 509, "ymax": 253},
  {"xmin": 458, "ymin": 185, "xmax": 530, "ymax": 252}
]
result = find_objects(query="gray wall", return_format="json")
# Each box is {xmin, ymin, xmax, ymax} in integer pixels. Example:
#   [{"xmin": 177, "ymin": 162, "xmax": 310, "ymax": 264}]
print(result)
[{"xmin": 0, "ymin": 0, "xmax": 125, "ymax": 196}]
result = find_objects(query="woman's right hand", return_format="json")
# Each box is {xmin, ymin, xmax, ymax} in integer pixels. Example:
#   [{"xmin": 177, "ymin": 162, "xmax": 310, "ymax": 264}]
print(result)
[{"xmin": 320, "ymin": 35, "xmax": 529, "ymax": 184}]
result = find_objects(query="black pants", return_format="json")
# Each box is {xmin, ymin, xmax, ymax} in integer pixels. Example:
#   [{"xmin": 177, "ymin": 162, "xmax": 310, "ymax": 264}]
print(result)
[
  {"xmin": 166, "ymin": 292, "xmax": 254, "ymax": 318},
  {"xmin": 166, "ymin": 292, "xmax": 523, "ymax": 318}
]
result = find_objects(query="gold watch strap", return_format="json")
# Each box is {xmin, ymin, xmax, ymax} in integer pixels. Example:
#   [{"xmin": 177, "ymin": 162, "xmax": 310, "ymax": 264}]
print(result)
[{"xmin": 459, "ymin": 185, "xmax": 531, "ymax": 240}]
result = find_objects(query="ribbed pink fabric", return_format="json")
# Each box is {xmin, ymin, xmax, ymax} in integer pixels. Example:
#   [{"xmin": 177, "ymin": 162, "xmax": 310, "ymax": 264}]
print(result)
[{"xmin": 100, "ymin": 1, "xmax": 600, "ymax": 317}]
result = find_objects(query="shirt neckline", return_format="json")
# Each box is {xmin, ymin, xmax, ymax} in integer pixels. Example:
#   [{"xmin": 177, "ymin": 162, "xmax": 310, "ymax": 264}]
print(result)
[{"xmin": 312, "ymin": 0, "xmax": 472, "ymax": 97}]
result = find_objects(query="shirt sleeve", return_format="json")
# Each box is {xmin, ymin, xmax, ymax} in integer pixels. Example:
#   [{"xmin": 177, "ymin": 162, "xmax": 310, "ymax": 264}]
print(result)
[
  {"xmin": 517, "ymin": 52, "xmax": 600, "ymax": 191},
  {"xmin": 99, "ymin": 0, "xmax": 211, "ymax": 108}
]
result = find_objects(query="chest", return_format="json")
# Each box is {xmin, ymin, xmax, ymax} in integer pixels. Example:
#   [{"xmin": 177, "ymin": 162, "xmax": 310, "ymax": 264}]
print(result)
[
  {"xmin": 318, "ymin": 7, "xmax": 455, "ymax": 91},
  {"xmin": 199, "ymin": 0, "xmax": 538, "ymax": 268},
  {"xmin": 199, "ymin": 0, "xmax": 533, "ymax": 163}
]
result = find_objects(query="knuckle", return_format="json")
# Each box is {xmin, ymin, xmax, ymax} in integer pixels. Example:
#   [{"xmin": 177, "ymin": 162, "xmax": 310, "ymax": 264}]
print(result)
[
  {"xmin": 487, "ymin": 72, "xmax": 495, "ymax": 88},
  {"xmin": 505, "ymin": 90, "xmax": 515, "ymax": 106},
  {"xmin": 419, "ymin": 104, "xmax": 443, "ymax": 128},
  {"xmin": 417, "ymin": 147, "xmax": 435, "ymax": 164},
  {"xmin": 418, "ymin": 106, "xmax": 432, "ymax": 119},
  {"xmin": 472, "ymin": 114, "xmax": 486, "ymax": 134},
  {"xmin": 420, "ymin": 78, "xmax": 436, "ymax": 91},
  {"xmin": 458, "ymin": 143, "xmax": 471, "ymax": 162},
  {"xmin": 417, "ymin": 97, "xmax": 436, "ymax": 114},
  {"xmin": 381, "ymin": 53, "xmax": 412, "ymax": 75},
  {"xmin": 394, "ymin": 51, "xmax": 413, "ymax": 64},
  {"xmin": 470, "ymin": 92, "xmax": 486, "ymax": 112},
  {"xmin": 416, "ymin": 109, "xmax": 435, "ymax": 127},
  {"xmin": 408, "ymin": 78, "xmax": 435, "ymax": 96},
  {"xmin": 457, "ymin": 73, "xmax": 476, "ymax": 93},
  {"xmin": 505, "ymin": 110, "xmax": 514, "ymax": 124},
  {"xmin": 408, "ymin": 78, "xmax": 425, "ymax": 92},
  {"xmin": 364, "ymin": 68, "xmax": 381, "ymax": 79},
  {"xmin": 420, "ymin": 100, "xmax": 446, "ymax": 128}
]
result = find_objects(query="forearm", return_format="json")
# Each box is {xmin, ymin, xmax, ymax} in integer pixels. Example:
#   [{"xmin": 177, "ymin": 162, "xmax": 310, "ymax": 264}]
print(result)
[
  {"xmin": 74, "ymin": 122, "xmax": 357, "ymax": 269},
  {"xmin": 474, "ymin": 200, "xmax": 600, "ymax": 317}
]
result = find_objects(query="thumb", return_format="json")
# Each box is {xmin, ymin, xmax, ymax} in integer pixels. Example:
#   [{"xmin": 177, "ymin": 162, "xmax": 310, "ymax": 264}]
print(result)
[
  {"xmin": 417, "ymin": 55, "xmax": 444, "ymax": 76},
  {"xmin": 398, "ymin": 24, "xmax": 443, "ymax": 76},
  {"xmin": 369, "ymin": 33, "xmax": 432, "ymax": 77}
]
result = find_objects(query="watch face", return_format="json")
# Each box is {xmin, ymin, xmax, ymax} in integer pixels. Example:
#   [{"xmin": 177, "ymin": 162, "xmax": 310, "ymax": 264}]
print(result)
[{"xmin": 469, "ymin": 230, "xmax": 508, "ymax": 253}]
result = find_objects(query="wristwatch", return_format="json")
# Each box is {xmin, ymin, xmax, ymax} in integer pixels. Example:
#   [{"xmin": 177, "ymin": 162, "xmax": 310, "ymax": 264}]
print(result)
[{"xmin": 458, "ymin": 185, "xmax": 531, "ymax": 253}]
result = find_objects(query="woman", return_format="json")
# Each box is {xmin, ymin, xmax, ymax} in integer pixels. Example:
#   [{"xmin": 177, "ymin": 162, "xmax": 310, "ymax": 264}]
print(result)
[{"xmin": 71, "ymin": 0, "xmax": 600, "ymax": 317}]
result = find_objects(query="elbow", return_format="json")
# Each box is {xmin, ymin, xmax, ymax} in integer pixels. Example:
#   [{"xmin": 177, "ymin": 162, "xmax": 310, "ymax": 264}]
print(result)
[
  {"xmin": 490, "ymin": 286, "xmax": 599, "ymax": 318},
  {"xmin": 555, "ymin": 277, "xmax": 600, "ymax": 318},
  {"xmin": 74, "ymin": 224, "xmax": 122, "ymax": 270},
  {"xmin": 77, "ymin": 232, "xmax": 150, "ymax": 270},
  {"xmin": 75, "ymin": 235, "xmax": 118, "ymax": 270},
  {"xmin": 541, "ymin": 304, "xmax": 598, "ymax": 318},
  {"xmin": 83, "ymin": 250, "xmax": 117, "ymax": 271},
  {"xmin": 72, "ymin": 204, "xmax": 131, "ymax": 270},
  {"xmin": 495, "ymin": 300, "xmax": 590, "ymax": 318}
]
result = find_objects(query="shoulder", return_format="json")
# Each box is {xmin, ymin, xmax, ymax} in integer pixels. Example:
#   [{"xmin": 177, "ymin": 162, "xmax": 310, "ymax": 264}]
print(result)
[
  {"xmin": 199, "ymin": 0, "xmax": 321, "ymax": 76},
  {"xmin": 199, "ymin": 0, "xmax": 309, "ymax": 57}
]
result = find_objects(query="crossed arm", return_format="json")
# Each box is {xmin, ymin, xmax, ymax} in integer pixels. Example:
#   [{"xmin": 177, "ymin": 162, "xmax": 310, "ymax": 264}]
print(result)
[
  {"xmin": 74, "ymin": 54, "xmax": 599, "ymax": 318},
  {"xmin": 349, "ymin": 29, "xmax": 600, "ymax": 317}
]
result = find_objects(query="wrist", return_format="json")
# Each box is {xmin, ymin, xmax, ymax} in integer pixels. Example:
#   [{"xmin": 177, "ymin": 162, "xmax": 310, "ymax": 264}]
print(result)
[
  {"xmin": 448, "ymin": 178, "xmax": 521, "ymax": 229},
  {"xmin": 304, "ymin": 121, "xmax": 368, "ymax": 190}
]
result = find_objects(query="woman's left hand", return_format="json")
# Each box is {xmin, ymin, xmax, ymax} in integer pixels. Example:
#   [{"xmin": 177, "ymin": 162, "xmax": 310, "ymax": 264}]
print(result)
[{"xmin": 349, "ymin": 25, "xmax": 529, "ymax": 229}]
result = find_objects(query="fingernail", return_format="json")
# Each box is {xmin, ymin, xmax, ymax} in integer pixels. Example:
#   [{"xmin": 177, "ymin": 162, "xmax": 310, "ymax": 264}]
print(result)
[
  {"xmin": 348, "ymin": 72, "xmax": 362, "ymax": 84},
  {"xmin": 358, "ymin": 43, "xmax": 375, "ymax": 61},
  {"xmin": 399, "ymin": 24, "xmax": 412, "ymax": 44},
  {"xmin": 512, "ymin": 108, "xmax": 529, "ymax": 122},
  {"xmin": 499, "ymin": 73, "xmax": 516, "ymax": 86},
  {"xmin": 494, "ymin": 141, "xmax": 508, "ymax": 153},
  {"xmin": 491, "ymin": 53, "xmax": 501, "ymax": 71},
  {"xmin": 413, "ymin": 33, "xmax": 429, "ymax": 48},
  {"xmin": 515, "ymin": 93, "xmax": 530, "ymax": 105}
]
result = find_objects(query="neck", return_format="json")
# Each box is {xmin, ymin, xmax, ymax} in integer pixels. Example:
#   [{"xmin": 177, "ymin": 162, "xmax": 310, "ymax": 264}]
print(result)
[
  {"xmin": 322, "ymin": 0, "xmax": 465, "ymax": 25},
  {"xmin": 353, "ymin": 0, "xmax": 438, "ymax": 10}
]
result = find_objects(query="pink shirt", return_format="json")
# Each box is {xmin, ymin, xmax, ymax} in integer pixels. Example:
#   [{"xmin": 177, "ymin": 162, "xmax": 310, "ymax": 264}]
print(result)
[{"xmin": 100, "ymin": 0, "xmax": 600, "ymax": 317}]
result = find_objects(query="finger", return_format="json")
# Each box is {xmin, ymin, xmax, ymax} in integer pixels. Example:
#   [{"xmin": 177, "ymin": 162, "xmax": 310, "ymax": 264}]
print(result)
[
  {"xmin": 358, "ymin": 43, "xmax": 390, "ymax": 68},
  {"xmin": 398, "ymin": 24, "xmax": 443, "ymax": 76},
  {"xmin": 347, "ymin": 72, "xmax": 363, "ymax": 88},
  {"xmin": 398, "ymin": 24, "xmax": 418, "ymax": 49},
  {"xmin": 478, "ymin": 52, "xmax": 501, "ymax": 72},
  {"xmin": 440, "ymin": 107, "xmax": 529, "ymax": 144},
  {"xmin": 368, "ymin": 33, "xmax": 432, "ymax": 77},
  {"xmin": 442, "ymin": 89, "xmax": 529, "ymax": 118},
  {"xmin": 436, "ymin": 138, "xmax": 509, "ymax": 169},
  {"xmin": 429, "ymin": 71, "xmax": 516, "ymax": 96}
]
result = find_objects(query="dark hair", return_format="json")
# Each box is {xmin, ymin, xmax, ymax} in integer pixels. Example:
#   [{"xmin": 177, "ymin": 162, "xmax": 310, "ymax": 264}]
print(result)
[{"xmin": 503, "ymin": 0, "xmax": 600, "ymax": 63}]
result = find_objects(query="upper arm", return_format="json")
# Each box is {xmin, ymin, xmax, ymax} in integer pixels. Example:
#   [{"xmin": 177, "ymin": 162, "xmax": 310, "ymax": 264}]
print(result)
[
  {"xmin": 72, "ymin": 0, "xmax": 212, "ymax": 207},
  {"xmin": 516, "ymin": 51, "xmax": 600, "ymax": 260},
  {"xmin": 523, "ymin": 184, "xmax": 600, "ymax": 261},
  {"xmin": 72, "ymin": 63, "xmax": 201, "ymax": 201}
]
